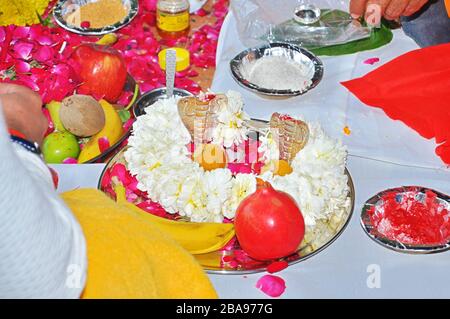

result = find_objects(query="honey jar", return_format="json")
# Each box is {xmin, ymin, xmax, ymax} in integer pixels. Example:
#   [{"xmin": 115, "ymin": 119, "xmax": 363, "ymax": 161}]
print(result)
[{"xmin": 156, "ymin": 0, "xmax": 190, "ymax": 39}]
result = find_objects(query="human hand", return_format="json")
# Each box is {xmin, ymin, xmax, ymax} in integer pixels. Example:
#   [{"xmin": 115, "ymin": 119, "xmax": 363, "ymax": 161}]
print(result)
[
  {"xmin": 0, "ymin": 83, "xmax": 47, "ymax": 145},
  {"xmin": 350, "ymin": 0, "xmax": 429, "ymax": 23}
]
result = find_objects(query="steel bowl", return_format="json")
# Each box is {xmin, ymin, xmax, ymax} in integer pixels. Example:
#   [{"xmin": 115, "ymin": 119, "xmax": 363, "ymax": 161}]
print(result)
[
  {"xmin": 53, "ymin": 0, "xmax": 139, "ymax": 36},
  {"xmin": 230, "ymin": 42, "xmax": 324, "ymax": 97},
  {"xmin": 133, "ymin": 87, "xmax": 194, "ymax": 118},
  {"xmin": 361, "ymin": 186, "xmax": 450, "ymax": 254}
]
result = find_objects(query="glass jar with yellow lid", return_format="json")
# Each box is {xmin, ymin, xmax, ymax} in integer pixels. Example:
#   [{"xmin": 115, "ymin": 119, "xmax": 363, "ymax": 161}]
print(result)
[{"xmin": 156, "ymin": 0, "xmax": 190, "ymax": 39}]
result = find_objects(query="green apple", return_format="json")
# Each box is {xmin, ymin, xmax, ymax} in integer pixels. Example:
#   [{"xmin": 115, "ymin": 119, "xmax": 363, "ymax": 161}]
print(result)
[
  {"xmin": 46, "ymin": 101, "xmax": 67, "ymax": 132},
  {"xmin": 42, "ymin": 131, "xmax": 80, "ymax": 164}
]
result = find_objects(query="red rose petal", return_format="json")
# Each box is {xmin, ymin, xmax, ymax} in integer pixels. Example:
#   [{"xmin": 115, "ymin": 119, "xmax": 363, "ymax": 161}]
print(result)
[
  {"xmin": 81, "ymin": 21, "xmax": 91, "ymax": 28},
  {"xmin": 267, "ymin": 261, "xmax": 289, "ymax": 274},
  {"xmin": 364, "ymin": 57, "xmax": 380, "ymax": 65},
  {"xmin": 98, "ymin": 137, "xmax": 111, "ymax": 153}
]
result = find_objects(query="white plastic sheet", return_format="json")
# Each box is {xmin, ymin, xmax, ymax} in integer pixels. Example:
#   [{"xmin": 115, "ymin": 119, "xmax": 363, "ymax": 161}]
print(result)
[{"xmin": 230, "ymin": 0, "xmax": 371, "ymax": 48}]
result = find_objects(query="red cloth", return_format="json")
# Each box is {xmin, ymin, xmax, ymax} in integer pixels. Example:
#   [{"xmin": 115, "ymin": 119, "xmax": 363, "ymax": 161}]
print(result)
[{"xmin": 341, "ymin": 43, "xmax": 450, "ymax": 165}]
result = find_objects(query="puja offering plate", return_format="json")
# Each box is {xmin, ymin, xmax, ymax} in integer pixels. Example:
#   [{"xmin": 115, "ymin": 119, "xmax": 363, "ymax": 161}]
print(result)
[
  {"xmin": 361, "ymin": 186, "xmax": 450, "ymax": 254},
  {"xmin": 98, "ymin": 111, "xmax": 355, "ymax": 274},
  {"xmin": 230, "ymin": 42, "xmax": 323, "ymax": 97},
  {"xmin": 133, "ymin": 87, "xmax": 194, "ymax": 118},
  {"xmin": 53, "ymin": 0, "xmax": 139, "ymax": 36}
]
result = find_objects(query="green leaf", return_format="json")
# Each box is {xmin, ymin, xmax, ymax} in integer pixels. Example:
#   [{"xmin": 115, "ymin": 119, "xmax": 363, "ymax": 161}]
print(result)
[
  {"xmin": 36, "ymin": 11, "xmax": 55, "ymax": 27},
  {"xmin": 118, "ymin": 109, "xmax": 131, "ymax": 123},
  {"xmin": 309, "ymin": 24, "xmax": 393, "ymax": 56}
]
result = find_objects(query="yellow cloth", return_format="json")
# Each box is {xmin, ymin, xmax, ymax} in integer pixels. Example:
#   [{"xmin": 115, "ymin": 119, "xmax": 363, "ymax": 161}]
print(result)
[
  {"xmin": 0, "ymin": 0, "xmax": 50, "ymax": 26},
  {"xmin": 61, "ymin": 188, "xmax": 217, "ymax": 299}
]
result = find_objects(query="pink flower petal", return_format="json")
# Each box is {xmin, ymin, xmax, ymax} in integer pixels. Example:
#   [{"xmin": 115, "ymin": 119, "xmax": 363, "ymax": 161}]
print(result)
[
  {"xmin": 123, "ymin": 118, "xmax": 134, "ymax": 131},
  {"xmin": 364, "ymin": 57, "xmax": 380, "ymax": 65},
  {"xmin": 227, "ymin": 163, "xmax": 253, "ymax": 174},
  {"xmin": 98, "ymin": 137, "xmax": 110, "ymax": 153},
  {"xmin": 195, "ymin": 8, "xmax": 208, "ymax": 17},
  {"xmin": 12, "ymin": 41, "xmax": 34, "ymax": 60},
  {"xmin": 36, "ymin": 35, "xmax": 53, "ymax": 45},
  {"xmin": 12, "ymin": 26, "xmax": 30, "ymax": 40},
  {"xmin": 111, "ymin": 163, "xmax": 128, "ymax": 184},
  {"xmin": 101, "ymin": 168, "xmax": 112, "ymax": 189},
  {"xmin": 15, "ymin": 60, "xmax": 31, "ymax": 73},
  {"xmin": 34, "ymin": 45, "xmax": 54, "ymax": 62},
  {"xmin": 0, "ymin": 27, "xmax": 6, "ymax": 43},
  {"xmin": 62, "ymin": 157, "xmax": 78, "ymax": 164},
  {"xmin": 256, "ymin": 275, "xmax": 286, "ymax": 298}
]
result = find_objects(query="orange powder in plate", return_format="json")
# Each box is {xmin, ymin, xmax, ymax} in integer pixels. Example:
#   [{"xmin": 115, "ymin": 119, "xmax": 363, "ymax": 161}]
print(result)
[{"xmin": 65, "ymin": 0, "xmax": 128, "ymax": 29}]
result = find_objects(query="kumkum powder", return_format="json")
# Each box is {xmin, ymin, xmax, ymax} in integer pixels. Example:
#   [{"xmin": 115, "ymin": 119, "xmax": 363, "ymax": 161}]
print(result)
[
  {"xmin": 65, "ymin": 0, "xmax": 128, "ymax": 29},
  {"xmin": 369, "ymin": 190, "xmax": 450, "ymax": 246}
]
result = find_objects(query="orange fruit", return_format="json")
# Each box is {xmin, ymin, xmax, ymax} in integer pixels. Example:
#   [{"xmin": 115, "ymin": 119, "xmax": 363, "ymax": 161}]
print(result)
[
  {"xmin": 261, "ymin": 159, "xmax": 293, "ymax": 176},
  {"xmin": 193, "ymin": 143, "xmax": 227, "ymax": 171}
]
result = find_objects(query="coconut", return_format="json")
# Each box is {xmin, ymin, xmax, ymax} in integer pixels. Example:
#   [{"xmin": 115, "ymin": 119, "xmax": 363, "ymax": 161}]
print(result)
[{"xmin": 60, "ymin": 95, "xmax": 106, "ymax": 137}]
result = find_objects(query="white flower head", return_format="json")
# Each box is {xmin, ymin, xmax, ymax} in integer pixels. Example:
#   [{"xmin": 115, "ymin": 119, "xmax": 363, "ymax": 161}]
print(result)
[
  {"xmin": 223, "ymin": 173, "xmax": 257, "ymax": 219},
  {"xmin": 212, "ymin": 91, "xmax": 250, "ymax": 148}
]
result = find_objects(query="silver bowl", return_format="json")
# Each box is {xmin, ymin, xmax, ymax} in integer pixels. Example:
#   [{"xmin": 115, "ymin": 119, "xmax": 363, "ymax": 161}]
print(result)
[
  {"xmin": 133, "ymin": 87, "xmax": 193, "ymax": 118},
  {"xmin": 53, "ymin": 0, "xmax": 139, "ymax": 36},
  {"xmin": 230, "ymin": 42, "xmax": 324, "ymax": 97},
  {"xmin": 361, "ymin": 186, "xmax": 450, "ymax": 254}
]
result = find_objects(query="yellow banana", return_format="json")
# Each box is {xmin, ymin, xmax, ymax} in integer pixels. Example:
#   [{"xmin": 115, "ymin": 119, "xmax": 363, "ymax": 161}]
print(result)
[
  {"xmin": 96, "ymin": 33, "xmax": 118, "ymax": 46},
  {"xmin": 114, "ymin": 184, "xmax": 235, "ymax": 255},
  {"xmin": 78, "ymin": 99, "xmax": 123, "ymax": 163}
]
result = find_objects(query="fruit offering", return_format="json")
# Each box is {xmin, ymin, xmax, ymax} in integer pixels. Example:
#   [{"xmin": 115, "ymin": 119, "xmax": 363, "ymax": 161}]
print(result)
[
  {"xmin": 44, "ymin": 92, "xmax": 130, "ymax": 164},
  {"xmin": 43, "ymin": 131, "xmax": 81, "ymax": 164},
  {"xmin": 60, "ymin": 95, "xmax": 105, "ymax": 137},
  {"xmin": 70, "ymin": 43, "xmax": 127, "ymax": 103},
  {"xmin": 78, "ymin": 99, "xmax": 124, "ymax": 163},
  {"xmin": 235, "ymin": 180, "xmax": 305, "ymax": 261}
]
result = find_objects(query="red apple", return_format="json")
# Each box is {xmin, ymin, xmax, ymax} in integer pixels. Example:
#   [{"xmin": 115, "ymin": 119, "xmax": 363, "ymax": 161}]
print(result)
[{"xmin": 70, "ymin": 44, "xmax": 127, "ymax": 103}]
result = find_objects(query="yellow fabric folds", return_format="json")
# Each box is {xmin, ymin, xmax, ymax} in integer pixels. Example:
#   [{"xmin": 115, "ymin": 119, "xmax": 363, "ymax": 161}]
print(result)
[{"xmin": 61, "ymin": 188, "xmax": 217, "ymax": 299}]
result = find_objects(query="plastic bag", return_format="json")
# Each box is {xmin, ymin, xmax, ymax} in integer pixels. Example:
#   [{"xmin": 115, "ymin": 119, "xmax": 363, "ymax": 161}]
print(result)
[{"xmin": 230, "ymin": 0, "xmax": 371, "ymax": 48}]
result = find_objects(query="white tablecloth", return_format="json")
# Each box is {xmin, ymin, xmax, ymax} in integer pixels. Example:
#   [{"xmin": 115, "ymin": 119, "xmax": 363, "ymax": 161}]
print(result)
[{"xmin": 51, "ymin": 11, "xmax": 450, "ymax": 299}]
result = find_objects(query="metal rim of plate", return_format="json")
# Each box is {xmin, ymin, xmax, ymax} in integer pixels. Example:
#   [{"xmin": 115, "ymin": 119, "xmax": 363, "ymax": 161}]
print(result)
[
  {"xmin": 132, "ymin": 87, "xmax": 194, "ymax": 118},
  {"xmin": 361, "ymin": 186, "xmax": 450, "ymax": 254},
  {"xmin": 53, "ymin": 0, "xmax": 139, "ymax": 36},
  {"xmin": 97, "ymin": 122, "xmax": 355, "ymax": 274},
  {"xmin": 86, "ymin": 74, "xmax": 138, "ymax": 163},
  {"xmin": 229, "ymin": 42, "xmax": 324, "ymax": 97}
]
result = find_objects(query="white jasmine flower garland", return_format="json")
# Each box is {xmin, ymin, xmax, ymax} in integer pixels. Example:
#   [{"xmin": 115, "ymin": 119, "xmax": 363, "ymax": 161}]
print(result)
[
  {"xmin": 212, "ymin": 90, "xmax": 250, "ymax": 148},
  {"xmin": 125, "ymin": 91, "xmax": 349, "ymax": 225}
]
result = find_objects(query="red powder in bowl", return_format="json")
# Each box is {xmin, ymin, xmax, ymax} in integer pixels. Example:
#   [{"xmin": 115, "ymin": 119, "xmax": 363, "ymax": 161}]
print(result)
[{"xmin": 368, "ymin": 190, "xmax": 450, "ymax": 246}]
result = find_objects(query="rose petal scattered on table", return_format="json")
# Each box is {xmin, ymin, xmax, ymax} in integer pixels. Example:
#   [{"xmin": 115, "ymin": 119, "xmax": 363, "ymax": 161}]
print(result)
[
  {"xmin": 256, "ymin": 274, "xmax": 286, "ymax": 298},
  {"xmin": 363, "ymin": 57, "xmax": 380, "ymax": 65}
]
